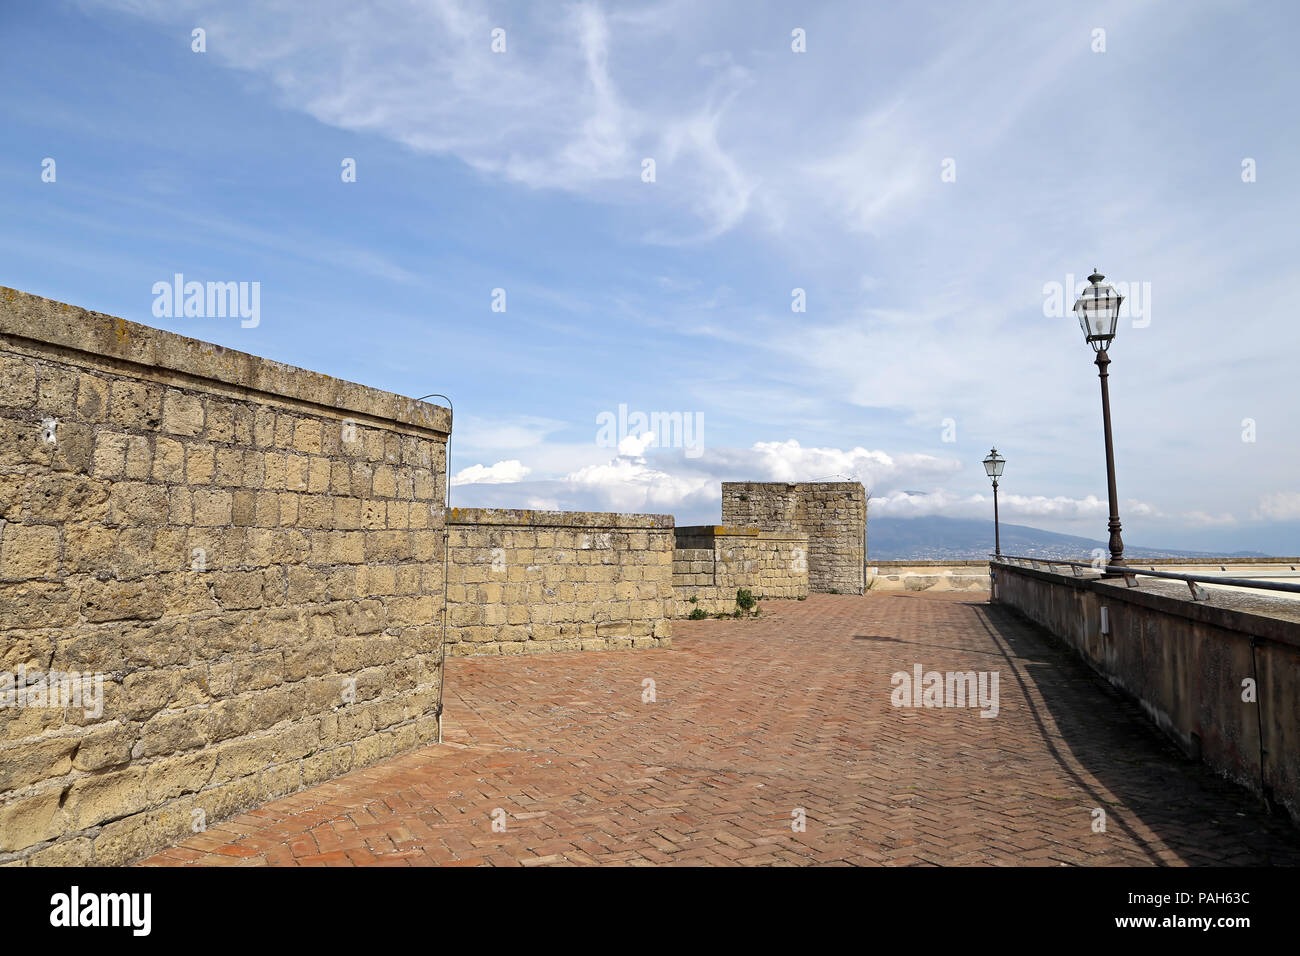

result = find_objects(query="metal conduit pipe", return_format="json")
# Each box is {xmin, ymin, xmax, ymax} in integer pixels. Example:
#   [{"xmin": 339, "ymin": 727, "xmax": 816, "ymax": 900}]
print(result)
[{"xmin": 414, "ymin": 393, "xmax": 453, "ymax": 745}]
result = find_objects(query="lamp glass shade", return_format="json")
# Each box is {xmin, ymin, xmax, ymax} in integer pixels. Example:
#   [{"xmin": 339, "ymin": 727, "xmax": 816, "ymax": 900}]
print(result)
[
  {"xmin": 1073, "ymin": 271, "xmax": 1123, "ymax": 351},
  {"xmin": 983, "ymin": 448, "xmax": 1005, "ymax": 478}
]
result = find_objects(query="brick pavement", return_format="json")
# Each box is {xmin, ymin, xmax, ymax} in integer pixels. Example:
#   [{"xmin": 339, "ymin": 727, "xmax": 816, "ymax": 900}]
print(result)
[{"xmin": 139, "ymin": 592, "xmax": 1300, "ymax": 866}]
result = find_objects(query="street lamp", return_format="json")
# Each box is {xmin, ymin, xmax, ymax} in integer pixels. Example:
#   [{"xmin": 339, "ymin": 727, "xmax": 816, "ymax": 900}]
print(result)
[
  {"xmin": 1073, "ymin": 268, "xmax": 1126, "ymax": 570},
  {"xmin": 983, "ymin": 448, "xmax": 1005, "ymax": 557}
]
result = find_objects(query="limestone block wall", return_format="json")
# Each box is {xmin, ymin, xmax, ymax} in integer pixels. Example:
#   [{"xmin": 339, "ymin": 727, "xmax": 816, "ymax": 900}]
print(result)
[
  {"xmin": 444, "ymin": 508, "xmax": 674, "ymax": 656},
  {"xmin": 0, "ymin": 287, "xmax": 449, "ymax": 866},
  {"xmin": 672, "ymin": 526, "xmax": 809, "ymax": 615},
  {"xmin": 721, "ymin": 481, "xmax": 867, "ymax": 594}
]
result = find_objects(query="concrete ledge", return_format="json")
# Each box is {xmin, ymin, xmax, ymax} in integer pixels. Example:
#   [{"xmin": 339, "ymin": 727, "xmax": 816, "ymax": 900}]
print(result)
[
  {"xmin": 0, "ymin": 287, "xmax": 449, "ymax": 437},
  {"xmin": 995, "ymin": 560, "xmax": 1300, "ymax": 649},
  {"xmin": 872, "ymin": 560, "xmax": 991, "ymax": 567}
]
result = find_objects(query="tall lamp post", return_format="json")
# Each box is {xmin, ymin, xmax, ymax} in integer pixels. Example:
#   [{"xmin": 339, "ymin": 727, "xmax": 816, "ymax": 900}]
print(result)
[
  {"xmin": 983, "ymin": 448, "xmax": 1005, "ymax": 557},
  {"xmin": 1073, "ymin": 269, "xmax": 1126, "ymax": 570}
]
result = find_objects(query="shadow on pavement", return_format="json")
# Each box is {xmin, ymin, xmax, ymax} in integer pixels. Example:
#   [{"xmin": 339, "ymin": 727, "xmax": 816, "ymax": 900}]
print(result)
[{"xmin": 969, "ymin": 599, "xmax": 1300, "ymax": 866}]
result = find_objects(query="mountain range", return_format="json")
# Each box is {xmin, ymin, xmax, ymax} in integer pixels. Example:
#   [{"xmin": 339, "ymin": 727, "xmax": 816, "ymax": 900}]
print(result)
[{"xmin": 867, "ymin": 516, "xmax": 1270, "ymax": 562}]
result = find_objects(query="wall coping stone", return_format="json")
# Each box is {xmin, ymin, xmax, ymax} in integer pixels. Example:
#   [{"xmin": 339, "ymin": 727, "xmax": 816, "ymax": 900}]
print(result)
[
  {"xmin": 675, "ymin": 524, "xmax": 808, "ymax": 540},
  {"xmin": 1109, "ymin": 556, "xmax": 1300, "ymax": 566},
  {"xmin": 447, "ymin": 507, "xmax": 673, "ymax": 530},
  {"xmin": 0, "ymin": 286, "xmax": 449, "ymax": 436},
  {"xmin": 873, "ymin": 559, "xmax": 1296, "ymax": 568},
  {"xmin": 723, "ymin": 480, "xmax": 864, "ymax": 491}
]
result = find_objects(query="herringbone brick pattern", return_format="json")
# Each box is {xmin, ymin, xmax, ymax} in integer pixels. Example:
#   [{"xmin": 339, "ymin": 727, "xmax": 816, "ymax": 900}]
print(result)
[{"xmin": 140, "ymin": 593, "xmax": 1300, "ymax": 866}]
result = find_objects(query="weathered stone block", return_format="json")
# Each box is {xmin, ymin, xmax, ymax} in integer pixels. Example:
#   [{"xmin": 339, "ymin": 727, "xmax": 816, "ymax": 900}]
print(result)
[
  {"xmin": 0, "ymin": 524, "xmax": 60, "ymax": 580},
  {"xmin": 162, "ymin": 390, "xmax": 204, "ymax": 436},
  {"xmin": 62, "ymin": 766, "xmax": 148, "ymax": 830},
  {"xmin": 0, "ymin": 787, "xmax": 64, "ymax": 852}
]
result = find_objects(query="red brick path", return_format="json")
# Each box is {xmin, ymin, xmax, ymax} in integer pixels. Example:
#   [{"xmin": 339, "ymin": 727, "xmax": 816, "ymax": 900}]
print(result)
[{"xmin": 140, "ymin": 592, "xmax": 1300, "ymax": 866}]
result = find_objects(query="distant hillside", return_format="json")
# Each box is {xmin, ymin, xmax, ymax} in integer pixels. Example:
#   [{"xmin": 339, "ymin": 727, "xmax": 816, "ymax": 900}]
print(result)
[{"xmin": 867, "ymin": 516, "xmax": 1267, "ymax": 561}]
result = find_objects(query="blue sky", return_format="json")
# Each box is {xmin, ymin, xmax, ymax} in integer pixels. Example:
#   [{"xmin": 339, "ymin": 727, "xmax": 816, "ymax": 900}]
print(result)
[{"xmin": 3, "ymin": 0, "xmax": 1298, "ymax": 552}]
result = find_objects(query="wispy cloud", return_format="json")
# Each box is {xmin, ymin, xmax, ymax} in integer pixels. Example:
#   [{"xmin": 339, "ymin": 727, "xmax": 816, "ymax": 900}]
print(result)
[{"xmin": 1256, "ymin": 493, "xmax": 1300, "ymax": 522}]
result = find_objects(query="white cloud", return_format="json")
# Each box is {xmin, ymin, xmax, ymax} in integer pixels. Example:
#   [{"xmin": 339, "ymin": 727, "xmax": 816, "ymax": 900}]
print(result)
[
  {"xmin": 740, "ymin": 439, "xmax": 959, "ymax": 489},
  {"xmin": 561, "ymin": 455, "xmax": 715, "ymax": 512},
  {"xmin": 451, "ymin": 459, "xmax": 531, "ymax": 485},
  {"xmin": 1255, "ymin": 493, "xmax": 1300, "ymax": 522},
  {"xmin": 450, "ymin": 437, "xmax": 1177, "ymax": 531},
  {"xmin": 456, "ymin": 438, "xmax": 960, "ymax": 517},
  {"xmin": 1179, "ymin": 510, "xmax": 1239, "ymax": 528},
  {"xmin": 873, "ymin": 490, "xmax": 1113, "ymax": 521},
  {"xmin": 616, "ymin": 430, "xmax": 657, "ymax": 457}
]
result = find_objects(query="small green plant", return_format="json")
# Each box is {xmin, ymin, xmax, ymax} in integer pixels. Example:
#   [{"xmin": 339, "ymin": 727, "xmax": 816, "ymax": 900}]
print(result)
[
  {"xmin": 733, "ymin": 608, "xmax": 743, "ymax": 618},
  {"xmin": 829, "ymin": 588, "xmax": 840, "ymax": 595},
  {"xmin": 689, "ymin": 595, "xmax": 698, "ymax": 603},
  {"xmin": 797, "ymin": 594, "xmax": 807, "ymax": 601},
  {"xmin": 736, "ymin": 588, "xmax": 756, "ymax": 612},
  {"xmin": 688, "ymin": 607, "xmax": 708, "ymax": 620}
]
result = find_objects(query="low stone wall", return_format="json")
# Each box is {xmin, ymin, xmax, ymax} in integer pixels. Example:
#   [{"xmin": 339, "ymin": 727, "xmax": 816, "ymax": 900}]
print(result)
[
  {"xmin": 992, "ymin": 560, "xmax": 1300, "ymax": 825},
  {"xmin": 444, "ymin": 508, "xmax": 674, "ymax": 656},
  {"xmin": 0, "ymin": 287, "xmax": 449, "ymax": 866},
  {"xmin": 869, "ymin": 561, "xmax": 990, "ymax": 592},
  {"xmin": 672, "ymin": 525, "xmax": 809, "ymax": 616},
  {"xmin": 721, "ymin": 481, "xmax": 866, "ymax": 593}
]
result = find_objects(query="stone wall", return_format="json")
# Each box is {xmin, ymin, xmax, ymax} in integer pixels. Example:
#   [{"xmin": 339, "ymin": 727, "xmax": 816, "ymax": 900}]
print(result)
[
  {"xmin": 444, "ymin": 508, "xmax": 674, "ymax": 656},
  {"xmin": 672, "ymin": 526, "xmax": 809, "ymax": 615},
  {"xmin": 0, "ymin": 287, "xmax": 449, "ymax": 865},
  {"xmin": 721, "ymin": 481, "xmax": 866, "ymax": 594}
]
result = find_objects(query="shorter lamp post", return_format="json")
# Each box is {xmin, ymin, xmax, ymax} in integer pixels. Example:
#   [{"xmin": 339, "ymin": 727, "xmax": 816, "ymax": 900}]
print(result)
[
  {"xmin": 983, "ymin": 448, "xmax": 1005, "ymax": 557},
  {"xmin": 1072, "ymin": 269, "xmax": 1126, "ymax": 570}
]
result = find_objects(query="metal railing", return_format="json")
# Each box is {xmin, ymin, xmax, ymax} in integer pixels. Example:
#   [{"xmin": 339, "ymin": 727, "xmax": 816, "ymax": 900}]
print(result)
[{"xmin": 992, "ymin": 554, "xmax": 1300, "ymax": 601}]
